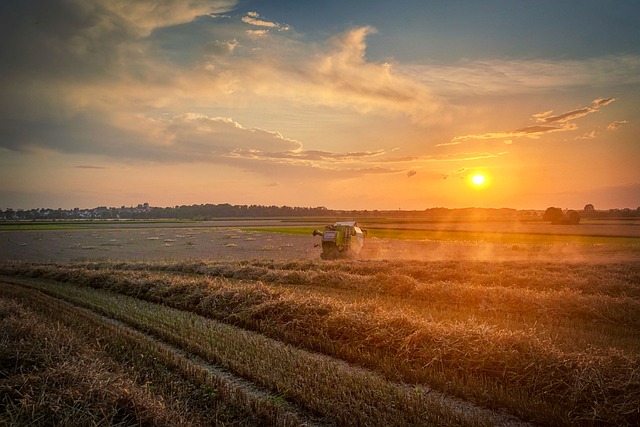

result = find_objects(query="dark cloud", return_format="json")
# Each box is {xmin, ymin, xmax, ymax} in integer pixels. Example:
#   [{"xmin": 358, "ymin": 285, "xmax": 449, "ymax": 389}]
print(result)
[
  {"xmin": 0, "ymin": 113, "xmax": 302, "ymax": 165},
  {"xmin": 0, "ymin": 0, "xmax": 155, "ymax": 83},
  {"xmin": 407, "ymin": 169, "xmax": 417, "ymax": 177},
  {"xmin": 0, "ymin": 0, "xmax": 244, "ymax": 170},
  {"xmin": 0, "ymin": 114, "xmax": 135, "ymax": 155},
  {"xmin": 0, "ymin": 2, "xmax": 440, "ymax": 176}
]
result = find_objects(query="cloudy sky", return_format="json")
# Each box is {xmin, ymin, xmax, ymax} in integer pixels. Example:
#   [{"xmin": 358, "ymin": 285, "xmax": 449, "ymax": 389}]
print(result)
[{"xmin": 1, "ymin": 0, "xmax": 638, "ymax": 210}]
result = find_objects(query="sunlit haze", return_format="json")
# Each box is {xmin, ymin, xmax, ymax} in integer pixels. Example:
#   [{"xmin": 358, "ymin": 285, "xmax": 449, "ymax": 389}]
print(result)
[{"xmin": 1, "ymin": 0, "xmax": 638, "ymax": 210}]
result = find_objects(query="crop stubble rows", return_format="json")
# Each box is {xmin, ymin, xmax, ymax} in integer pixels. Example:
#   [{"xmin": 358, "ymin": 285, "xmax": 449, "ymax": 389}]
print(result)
[
  {"xmin": 1, "ymin": 259, "xmax": 639, "ymax": 426},
  {"xmin": 1, "ymin": 277, "xmax": 475, "ymax": 427},
  {"xmin": 0, "ymin": 285, "xmax": 266, "ymax": 426}
]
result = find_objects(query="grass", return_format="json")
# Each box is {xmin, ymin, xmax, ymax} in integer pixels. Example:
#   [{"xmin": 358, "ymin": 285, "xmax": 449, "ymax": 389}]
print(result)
[
  {"xmin": 2, "ymin": 259, "xmax": 639, "ymax": 426},
  {"xmin": 248, "ymin": 225, "xmax": 640, "ymax": 246},
  {"xmin": 368, "ymin": 227, "xmax": 640, "ymax": 245}
]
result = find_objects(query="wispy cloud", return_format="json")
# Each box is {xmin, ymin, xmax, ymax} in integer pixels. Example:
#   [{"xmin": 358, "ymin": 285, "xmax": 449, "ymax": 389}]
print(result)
[
  {"xmin": 229, "ymin": 147, "xmax": 381, "ymax": 160},
  {"xmin": 402, "ymin": 57, "xmax": 640, "ymax": 96},
  {"xmin": 242, "ymin": 11, "xmax": 289, "ymax": 31},
  {"xmin": 377, "ymin": 152, "xmax": 507, "ymax": 163},
  {"xmin": 246, "ymin": 29, "xmax": 269, "ymax": 37},
  {"xmin": 442, "ymin": 167, "xmax": 467, "ymax": 180},
  {"xmin": 534, "ymin": 98, "xmax": 614, "ymax": 124},
  {"xmin": 446, "ymin": 98, "xmax": 614, "ymax": 145},
  {"xmin": 576, "ymin": 130, "xmax": 599, "ymax": 140},
  {"xmin": 608, "ymin": 120, "xmax": 629, "ymax": 130}
]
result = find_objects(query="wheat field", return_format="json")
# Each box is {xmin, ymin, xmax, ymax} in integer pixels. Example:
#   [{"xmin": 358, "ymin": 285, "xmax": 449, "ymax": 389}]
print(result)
[{"xmin": 2, "ymin": 258, "xmax": 639, "ymax": 426}]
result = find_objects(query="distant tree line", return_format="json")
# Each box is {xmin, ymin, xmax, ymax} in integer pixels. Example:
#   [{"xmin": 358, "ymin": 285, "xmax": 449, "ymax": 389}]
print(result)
[
  {"xmin": 1, "ymin": 204, "xmax": 333, "ymax": 221},
  {"xmin": 2, "ymin": 204, "xmax": 529, "ymax": 221},
  {"xmin": 579, "ymin": 204, "xmax": 640, "ymax": 218},
  {"xmin": 542, "ymin": 204, "xmax": 640, "ymax": 225},
  {"xmin": 2, "ymin": 202, "xmax": 639, "ymax": 221}
]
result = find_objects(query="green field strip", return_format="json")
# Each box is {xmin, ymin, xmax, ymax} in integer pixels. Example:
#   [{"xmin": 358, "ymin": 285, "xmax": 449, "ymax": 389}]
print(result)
[
  {"xmin": 245, "ymin": 226, "xmax": 640, "ymax": 245},
  {"xmin": 1, "ymin": 276, "xmax": 496, "ymax": 427},
  {"xmin": 366, "ymin": 227, "xmax": 640, "ymax": 245}
]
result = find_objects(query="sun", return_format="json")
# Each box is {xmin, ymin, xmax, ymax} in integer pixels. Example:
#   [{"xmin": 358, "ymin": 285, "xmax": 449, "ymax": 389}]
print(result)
[{"xmin": 471, "ymin": 174, "xmax": 486, "ymax": 186}]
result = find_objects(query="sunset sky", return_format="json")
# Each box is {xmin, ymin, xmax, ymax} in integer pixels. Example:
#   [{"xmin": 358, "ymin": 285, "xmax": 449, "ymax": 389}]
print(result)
[{"xmin": 1, "ymin": 0, "xmax": 638, "ymax": 210}]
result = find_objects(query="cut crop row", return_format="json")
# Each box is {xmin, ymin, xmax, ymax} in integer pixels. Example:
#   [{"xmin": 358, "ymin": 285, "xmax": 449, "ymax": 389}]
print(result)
[
  {"xmin": 1, "ymin": 288, "xmax": 264, "ymax": 426},
  {"xmin": 3, "ymin": 262, "xmax": 639, "ymax": 425},
  {"xmin": 4, "ymin": 277, "xmax": 485, "ymax": 427}
]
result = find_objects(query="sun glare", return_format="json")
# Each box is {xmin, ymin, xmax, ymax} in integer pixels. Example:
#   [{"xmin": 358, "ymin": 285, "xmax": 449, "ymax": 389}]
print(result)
[{"xmin": 471, "ymin": 174, "xmax": 486, "ymax": 186}]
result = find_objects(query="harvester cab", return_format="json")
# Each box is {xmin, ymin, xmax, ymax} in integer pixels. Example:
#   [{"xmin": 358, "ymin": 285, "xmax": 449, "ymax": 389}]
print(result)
[{"xmin": 313, "ymin": 221, "xmax": 366, "ymax": 259}]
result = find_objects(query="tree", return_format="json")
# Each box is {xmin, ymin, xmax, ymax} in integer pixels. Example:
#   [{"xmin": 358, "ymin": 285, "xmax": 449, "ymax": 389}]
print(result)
[
  {"xmin": 582, "ymin": 203, "xmax": 596, "ymax": 218},
  {"xmin": 543, "ymin": 207, "xmax": 564, "ymax": 224},
  {"xmin": 566, "ymin": 210, "xmax": 580, "ymax": 225}
]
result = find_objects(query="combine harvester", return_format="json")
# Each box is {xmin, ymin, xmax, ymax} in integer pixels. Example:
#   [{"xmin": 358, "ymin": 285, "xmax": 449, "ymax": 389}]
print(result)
[{"xmin": 313, "ymin": 221, "xmax": 367, "ymax": 259}]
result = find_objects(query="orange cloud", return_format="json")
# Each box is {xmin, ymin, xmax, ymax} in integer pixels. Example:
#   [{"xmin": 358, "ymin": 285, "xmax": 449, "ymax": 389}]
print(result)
[
  {"xmin": 102, "ymin": 0, "xmax": 237, "ymax": 37},
  {"xmin": 235, "ymin": 26, "xmax": 447, "ymax": 123},
  {"xmin": 446, "ymin": 98, "xmax": 613, "ymax": 145},
  {"xmin": 608, "ymin": 120, "xmax": 629, "ymax": 130}
]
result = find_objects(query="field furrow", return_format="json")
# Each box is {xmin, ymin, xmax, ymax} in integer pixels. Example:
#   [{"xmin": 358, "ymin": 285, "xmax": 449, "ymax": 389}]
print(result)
[
  {"xmin": 2, "ymin": 260, "xmax": 639, "ymax": 426},
  {"xmin": 1, "ymin": 283, "xmax": 320, "ymax": 426},
  {"xmin": 2, "ymin": 277, "xmax": 521, "ymax": 427}
]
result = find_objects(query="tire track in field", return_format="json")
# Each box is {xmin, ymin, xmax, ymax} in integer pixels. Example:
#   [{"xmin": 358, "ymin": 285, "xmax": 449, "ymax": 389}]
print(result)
[
  {"xmin": 1, "ymin": 280, "xmax": 330, "ymax": 427},
  {"xmin": 2, "ymin": 276, "xmax": 533, "ymax": 427}
]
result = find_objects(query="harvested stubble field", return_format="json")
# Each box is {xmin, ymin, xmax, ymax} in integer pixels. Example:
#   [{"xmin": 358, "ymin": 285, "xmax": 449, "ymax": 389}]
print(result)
[{"xmin": 2, "ymin": 258, "xmax": 640, "ymax": 426}]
